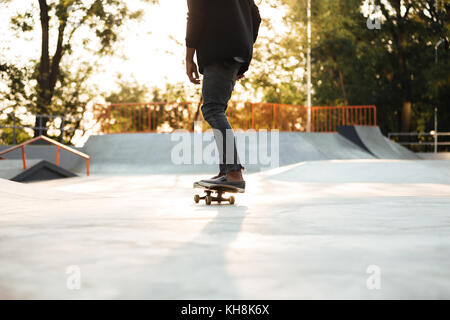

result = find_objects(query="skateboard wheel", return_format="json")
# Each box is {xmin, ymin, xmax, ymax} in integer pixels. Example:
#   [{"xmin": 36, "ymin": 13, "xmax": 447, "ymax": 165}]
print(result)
[
  {"xmin": 194, "ymin": 194, "xmax": 200, "ymax": 203},
  {"xmin": 229, "ymin": 196, "xmax": 235, "ymax": 205},
  {"xmin": 205, "ymin": 196, "xmax": 212, "ymax": 205}
]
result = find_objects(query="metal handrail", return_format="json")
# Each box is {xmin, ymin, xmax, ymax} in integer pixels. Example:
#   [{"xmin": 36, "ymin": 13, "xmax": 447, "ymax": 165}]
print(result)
[
  {"xmin": 98, "ymin": 102, "xmax": 377, "ymax": 133},
  {"xmin": 0, "ymin": 135, "xmax": 90, "ymax": 176},
  {"xmin": 388, "ymin": 132, "xmax": 450, "ymax": 137},
  {"xmin": 388, "ymin": 132, "xmax": 450, "ymax": 152}
]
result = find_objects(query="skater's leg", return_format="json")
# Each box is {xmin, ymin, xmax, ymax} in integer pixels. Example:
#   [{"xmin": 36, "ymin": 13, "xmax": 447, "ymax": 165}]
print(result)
[{"xmin": 201, "ymin": 61, "xmax": 244, "ymax": 176}]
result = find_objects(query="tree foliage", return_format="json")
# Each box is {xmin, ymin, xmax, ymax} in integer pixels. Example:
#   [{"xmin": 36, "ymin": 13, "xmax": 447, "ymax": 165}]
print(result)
[
  {"xmin": 252, "ymin": 0, "xmax": 450, "ymax": 134},
  {"xmin": 242, "ymin": 0, "xmax": 307, "ymax": 106},
  {"xmin": 98, "ymin": 78, "xmax": 200, "ymax": 133},
  {"xmin": 1, "ymin": 0, "xmax": 158, "ymax": 143}
]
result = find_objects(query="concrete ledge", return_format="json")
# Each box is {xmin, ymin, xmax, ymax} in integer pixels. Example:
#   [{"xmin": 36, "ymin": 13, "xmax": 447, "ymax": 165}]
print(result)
[
  {"xmin": 417, "ymin": 152, "xmax": 450, "ymax": 160},
  {"xmin": 77, "ymin": 132, "xmax": 374, "ymax": 175}
]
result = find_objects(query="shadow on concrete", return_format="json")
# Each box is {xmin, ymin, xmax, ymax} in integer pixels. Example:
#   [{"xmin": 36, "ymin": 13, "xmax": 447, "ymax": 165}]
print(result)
[{"xmin": 129, "ymin": 205, "xmax": 249, "ymax": 299}]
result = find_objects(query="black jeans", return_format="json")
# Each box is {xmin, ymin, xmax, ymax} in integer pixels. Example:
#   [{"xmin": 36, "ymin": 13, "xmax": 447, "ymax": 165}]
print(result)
[{"xmin": 201, "ymin": 61, "xmax": 244, "ymax": 174}]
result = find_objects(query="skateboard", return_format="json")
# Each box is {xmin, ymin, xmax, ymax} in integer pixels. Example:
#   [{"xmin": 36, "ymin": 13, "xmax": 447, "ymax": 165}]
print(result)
[{"xmin": 193, "ymin": 181, "xmax": 244, "ymax": 205}]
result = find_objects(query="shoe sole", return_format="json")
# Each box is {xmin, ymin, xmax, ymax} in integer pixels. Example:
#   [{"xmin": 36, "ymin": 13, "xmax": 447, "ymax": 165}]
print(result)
[{"xmin": 195, "ymin": 181, "xmax": 245, "ymax": 193}]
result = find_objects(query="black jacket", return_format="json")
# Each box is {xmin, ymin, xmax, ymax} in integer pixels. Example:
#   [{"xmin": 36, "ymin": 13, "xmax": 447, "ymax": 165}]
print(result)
[{"xmin": 186, "ymin": 0, "xmax": 262, "ymax": 75}]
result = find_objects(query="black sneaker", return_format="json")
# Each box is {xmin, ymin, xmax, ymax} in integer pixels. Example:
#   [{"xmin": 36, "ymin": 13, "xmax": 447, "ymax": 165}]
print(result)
[
  {"xmin": 198, "ymin": 177, "xmax": 245, "ymax": 192},
  {"xmin": 210, "ymin": 173, "xmax": 226, "ymax": 180},
  {"xmin": 200, "ymin": 175, "xmax": 227, "ymax": 184},
  {"xmin": 194, "ymin": 173, "xmax": 226, "ymax": 188}
]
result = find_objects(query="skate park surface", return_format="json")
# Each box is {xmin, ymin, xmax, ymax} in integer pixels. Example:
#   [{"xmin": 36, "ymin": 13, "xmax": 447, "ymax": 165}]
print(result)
[{"xmin": 1, "ymin": 129, "xmax": 450, "ymax": 299}]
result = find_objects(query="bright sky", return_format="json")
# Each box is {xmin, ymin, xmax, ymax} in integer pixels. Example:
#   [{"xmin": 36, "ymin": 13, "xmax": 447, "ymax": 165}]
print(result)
[
  {"xmin": 0, "ymin": 0, "xmax": 191, "ymax": 91},
  {"xmin": 0, "ymin": 0, "xmax": 287, "ymax": 145},
  {"xmin": 0, "ymin": 0, "xmax": 286, "ymax": 97},
  {"xmin": 93, "ymin": 0, "xmax": 190, "ymax": 92}
]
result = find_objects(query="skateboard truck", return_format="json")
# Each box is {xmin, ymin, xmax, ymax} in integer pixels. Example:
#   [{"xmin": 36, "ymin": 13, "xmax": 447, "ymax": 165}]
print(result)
[
  {"xmin": 194, "ymin": 190, "xmax": 235, "ymax": 205},
  {"xmin": 194, "ymin": 182, "xmax": 241, "ymax": 205}
]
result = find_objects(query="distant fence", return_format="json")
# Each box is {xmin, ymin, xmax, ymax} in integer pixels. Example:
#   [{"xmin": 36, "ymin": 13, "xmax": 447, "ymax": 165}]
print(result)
[
  {"xmin": 0, "ymin": 113, "xmax": 82, "ymax": 144},
  {"xmin": 312, "ymin": 105, "xmax": 377, "ymax": 132},
  {"xmin": 95, "ymin": 102, "xmax": 377, "ymax": 134},
  {"xmin": 97, "ymin": 102, "xmax": 198, "ymax": 134},
  {"xmin": 388, "ymin": 132, "xmax": 450, "ymax": 152}
]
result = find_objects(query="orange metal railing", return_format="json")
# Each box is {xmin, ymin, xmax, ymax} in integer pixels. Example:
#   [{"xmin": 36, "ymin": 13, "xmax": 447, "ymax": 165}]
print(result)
[
  {"xmin": 312, "ymin": 105, "xmax": 377, "ymax": 132},
  {"xmin": 96, "ymin": 102, "xmax": 376, "ymax": 134},
  {"xmin": 95, "ymin": 102, "xmax": 197, "ymax": 134},
  {"xmin": 0, "ymin": 135, "xmax": 90, "ymax": 176}
]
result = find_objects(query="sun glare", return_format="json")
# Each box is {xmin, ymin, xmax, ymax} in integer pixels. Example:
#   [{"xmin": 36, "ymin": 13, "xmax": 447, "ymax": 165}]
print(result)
[{"xmin": 1, "ymin": 0, "xmax": 285, "ymax": 96}]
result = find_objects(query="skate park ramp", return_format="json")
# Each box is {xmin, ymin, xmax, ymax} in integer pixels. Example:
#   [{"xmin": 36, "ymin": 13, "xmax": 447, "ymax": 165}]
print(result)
[
  {"xmin": 75, "ymin": 132, "xmax": 375, "ymax": 175},
  {"xmin": 264, "ymin": 159, "xmax": 450, "ymax": 184},
  {"xmin": 0, "ymin": 145, "xmax": 84, "ymax": 172},
  {"xmin": 10, "ymin": 160, "xmax": 78, "ymax": 182},
  {"xmin": 0, "ymin": 159, "xmax": 43, "ymax": 180},
  {"xmin": 300, "ymin": 132, "xmax": 374, "ymax": 160},
  {"xmin": 0, "ymin": 177, "xmax": 98, "ymax": 201},
  {"xmin": 338, "ymin": 126, "xmax": 419, "ymax": 159},
  {"xmin": 0, "ymin": 158, "xmax": 78, "ymax": 182},
  {"xmin": 2, "ymin": 158, "xmax": 450, "ymax": 299}
]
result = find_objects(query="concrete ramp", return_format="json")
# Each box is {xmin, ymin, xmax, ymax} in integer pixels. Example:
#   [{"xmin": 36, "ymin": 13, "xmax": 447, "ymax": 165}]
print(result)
[
  {"xmin": 0, "ymin": 178, "xmax": 47, "ymax": 200},
  {"xmin": 0, "ymin": 177, "xmax": 58, "ymax": 200},
  {"xmin": 302, "ymin": 133, "xmax": 374, "ymax": 160},
  {"xmin": 77, "ymin": 133, "xmax": 218, "ymax": 175},
  {"xmin": 11, "ymin": 160, "xmax": 77, "ymax": 182},
  {"xmin": 0, "ymin": 159, "xmax": 43, "ymax": 180},
  {"xmin": 78, "ymin": 132, "xmax": 280, "ymax": 174},
  {"xmin": 265, "ymin": 159, "xmax": 450, "ymax": 184},
  {"xmin": 2, "ymin": 160, "xmax": 450, "ymax": 299},
  {"xmin": 0, "ymin": 177, "xmax": 99, "ymax": 202},
  {"xmin": 0, "ymin": 145, "xmax": 84, "ymax": 171},
  {"xmin": 77, "ymin": 132, "xmax": 375, "ymax": 175},
  {"xmin": 338, "ymin": 126, "xmax": 419, "ymax": 159},
  {"xmin": 0, "ymin": 159, "xmax": 77, "ymax": 182}
]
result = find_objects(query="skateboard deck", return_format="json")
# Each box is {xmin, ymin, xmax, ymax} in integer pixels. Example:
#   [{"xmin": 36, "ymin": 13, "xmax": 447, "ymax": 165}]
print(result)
[{"xmin": 193, "ymin": 181, "xmax": 244, "ymax": 205}]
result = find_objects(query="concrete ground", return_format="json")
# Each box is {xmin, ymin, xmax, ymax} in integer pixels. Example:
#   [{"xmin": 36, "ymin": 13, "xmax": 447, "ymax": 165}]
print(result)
[{"xmin": 1, "ymin": 159, "xmax": 450, "ymax": 299}]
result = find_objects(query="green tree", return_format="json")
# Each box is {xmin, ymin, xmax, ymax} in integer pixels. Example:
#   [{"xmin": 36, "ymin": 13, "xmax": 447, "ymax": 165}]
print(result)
[
  {"xmin": 2, "ymin": 0, "xmax": 158, "ymax": 142},
  {"xmin": 107, "ymin": 77, "xmax": 151, "ymax": 104},
  {"xmin": 274, "ymin": 0, "xmax": 450, "ymax": 135},
  {"xmin": 242, "ymin": 0, "xmax": 306, "ymax": 106},
  {"xmin": 0, "ymin": 63, "xmax": 34, "ymax": 144},
  {"xmin": 103, "ymin": 79, "xmax": 199, "ymax": 133}
]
